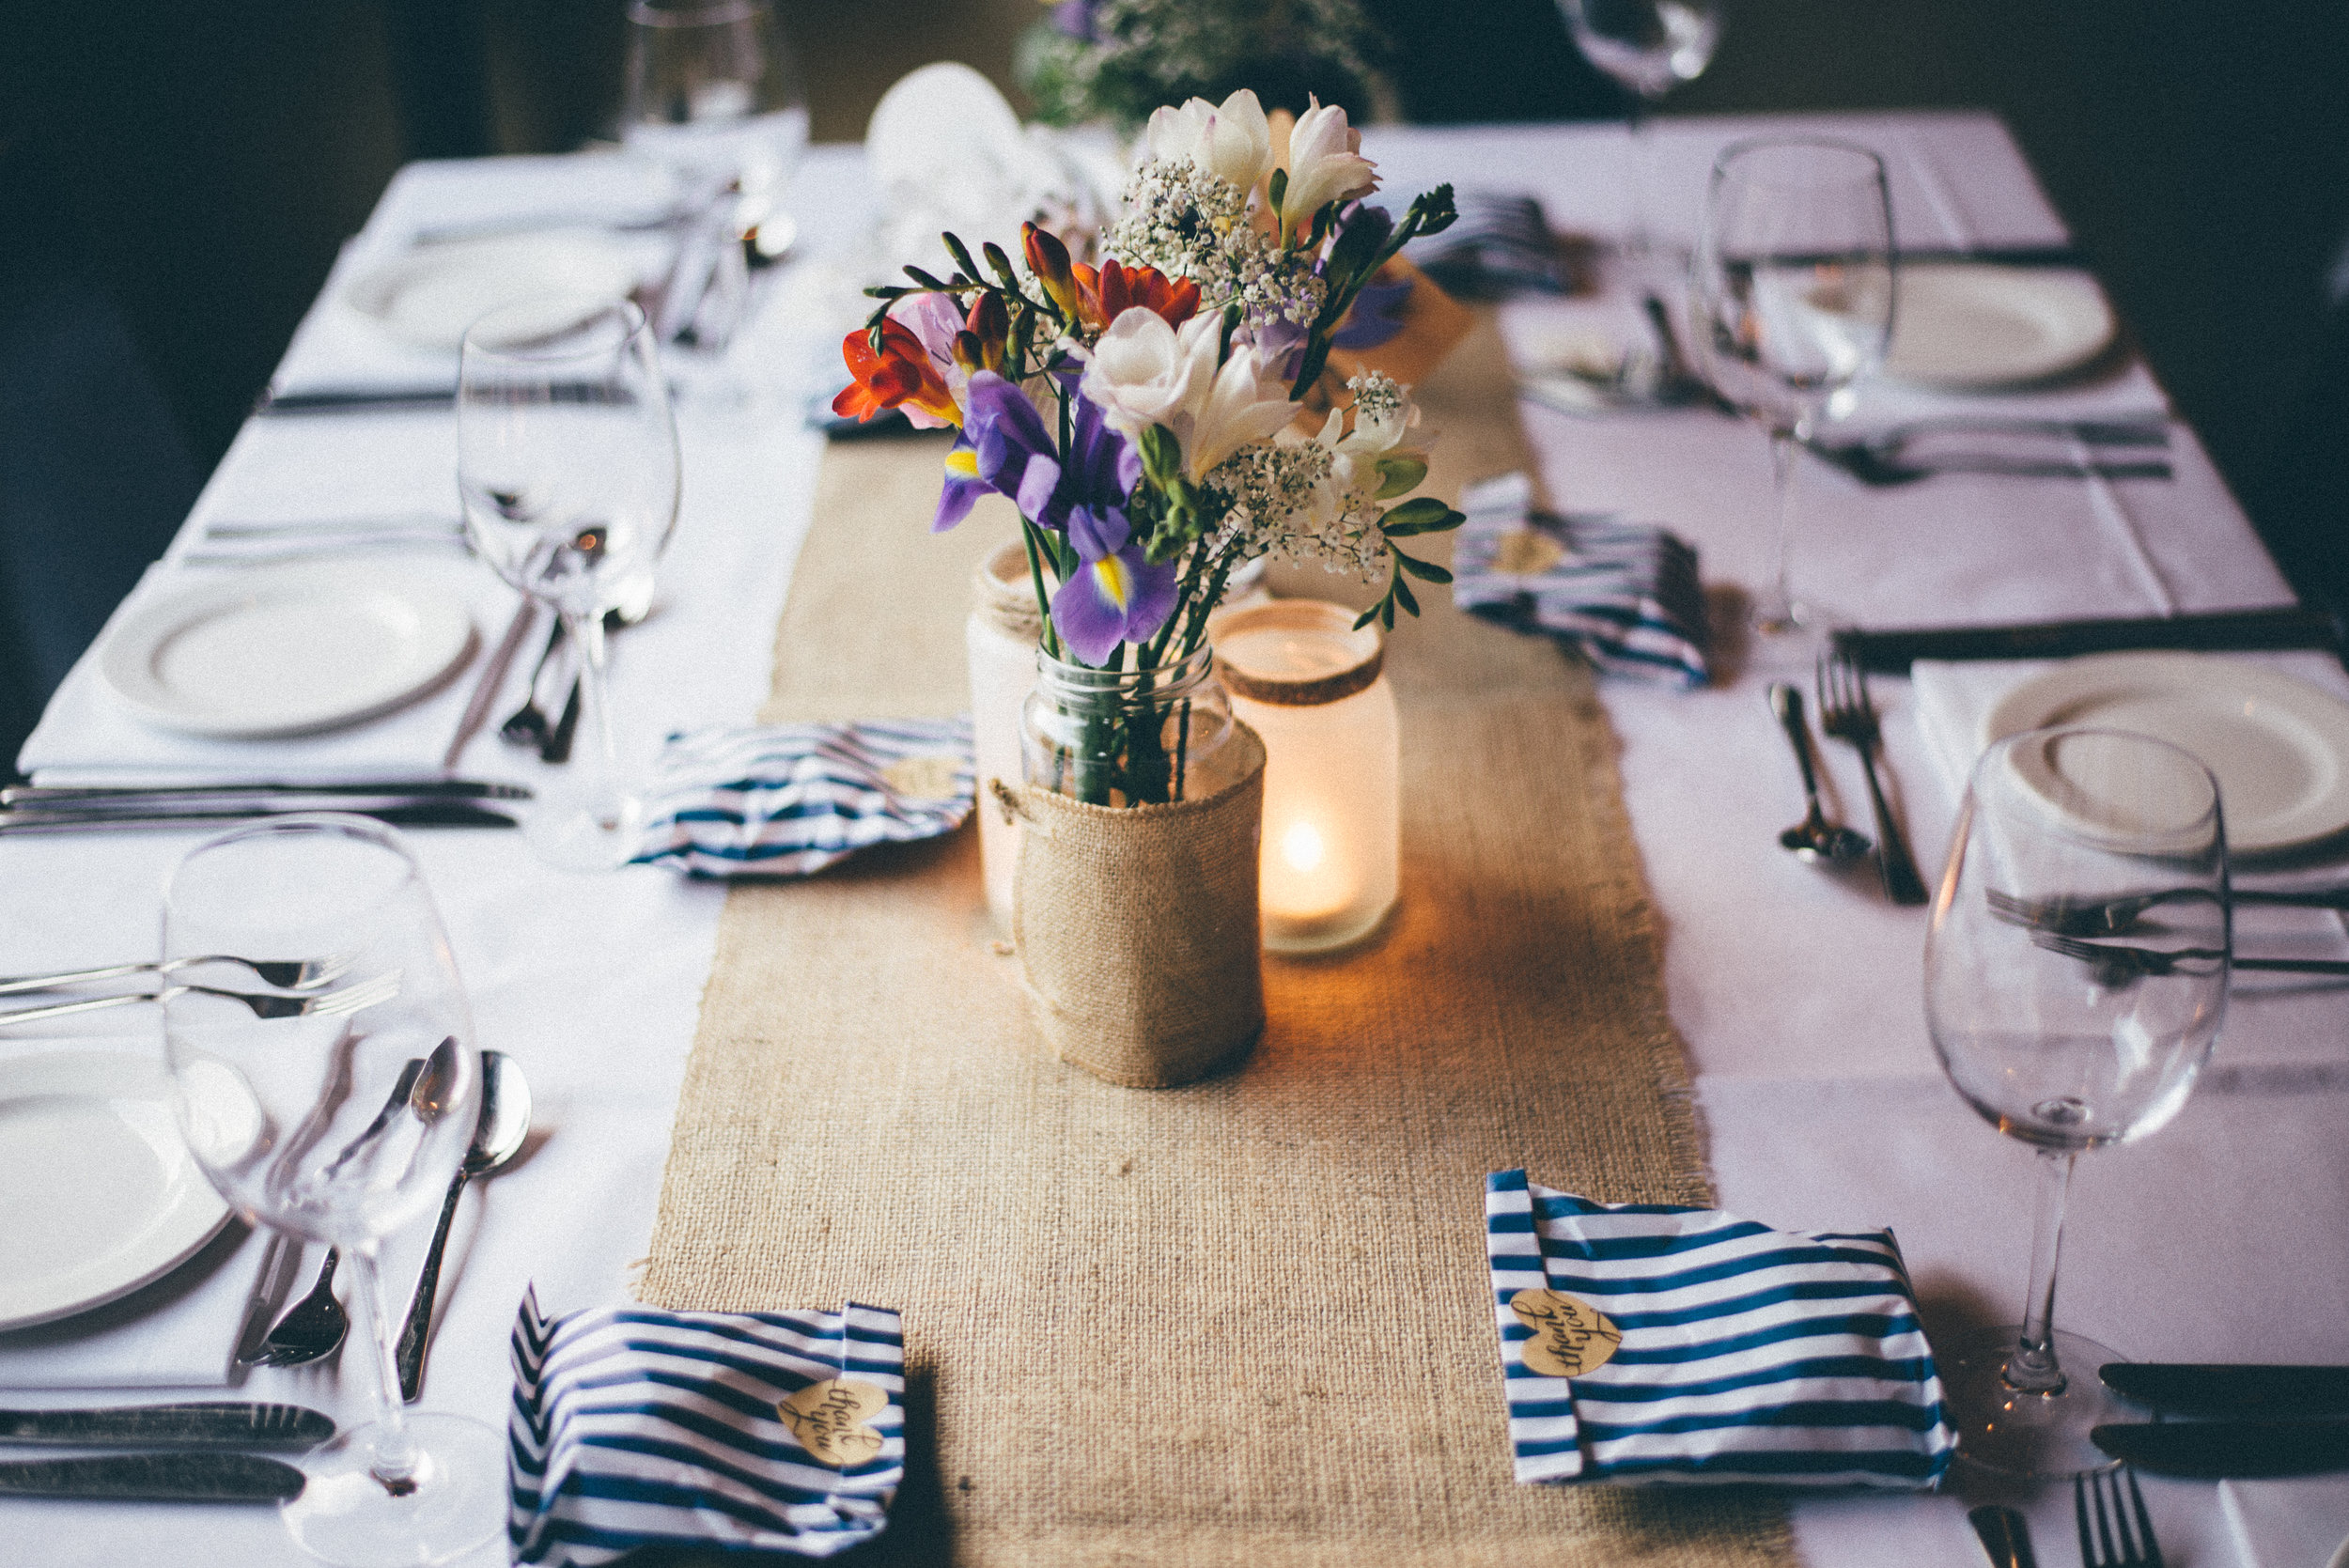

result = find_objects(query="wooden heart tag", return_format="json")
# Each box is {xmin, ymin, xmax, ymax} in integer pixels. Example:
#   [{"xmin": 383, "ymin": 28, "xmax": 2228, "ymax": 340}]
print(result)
[
  {"xmin": 778, "ymin": 1377, "xmax": 888, "ymax": 1468},
  {"xmin": 1509, "ymin": 1288, "xmax": 1623, "ymax": 1378}
]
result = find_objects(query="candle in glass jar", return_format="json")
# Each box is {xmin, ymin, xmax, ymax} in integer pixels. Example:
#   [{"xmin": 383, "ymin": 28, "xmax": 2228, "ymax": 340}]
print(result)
[{"xmin": 1212, "ymin": 600, "xmax": 1398, "ymax": 953}]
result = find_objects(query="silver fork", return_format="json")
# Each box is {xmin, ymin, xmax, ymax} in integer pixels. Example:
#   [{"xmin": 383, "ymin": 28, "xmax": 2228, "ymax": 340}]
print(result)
[
  {"xmin": 0, "ymin": 950, "xmax": 358, "ymax": 1000},
  {"xmin": 2077, "ymin": 1466, "xmax": 2164, "ymax": 1568},
  {"xmin": 1989, "ymin": 882, "xmax": 2343, "ymax": 935},
  {"xmin": 2030, "ymin": 932, "xmax": 2349, "ymax": 980},
  {"xmin": 0, "ymin": 970, "xmax": 402, "ymax": 1030},
  {"xmin": 1813, "ymin": 653, "xmax": 1928, "ymax": 905}
]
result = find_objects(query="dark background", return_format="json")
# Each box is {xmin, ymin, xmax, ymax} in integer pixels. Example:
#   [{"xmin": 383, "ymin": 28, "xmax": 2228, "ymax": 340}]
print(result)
[{"xmin": 1, "ymin": 0, "xmax": 2343, "ymax": 750}]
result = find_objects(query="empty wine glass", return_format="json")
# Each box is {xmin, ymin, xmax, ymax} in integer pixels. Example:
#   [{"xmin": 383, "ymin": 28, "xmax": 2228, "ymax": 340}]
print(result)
[
  {"xmin": 459, "ymin": 297, "xmax": 680, "ymax": 869},
  {"xmin": 1694, "ymin": 137, "xmax": 1894, "ymax": 650},
  {"xmin": 622, "ymin": 0, "xmax": 808, "ymax": 349},
  {"xmin": 1926, "ymin": 727, "xmax": 2230, "ymax": 1478},
  {"xmin": 161, "ymin": 816, "xmax": 497, "ymax": 1567},
  {"xmin": 1557, "ymin": 0, "xmax": 1723, "ymax": 258}
]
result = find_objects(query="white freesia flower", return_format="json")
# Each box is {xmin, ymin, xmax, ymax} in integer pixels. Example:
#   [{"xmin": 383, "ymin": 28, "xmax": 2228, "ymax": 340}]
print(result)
[
  {"xmin": 1143, "ymin": 89, "xmax": 1273, "ymax": 193},
  {"xmin": 1081, "ymin": 309, "xmax": 1296, "ymax": 483},
  {"xmin": 1279, "ymin": 97, "xmax": 1379, "ymax": 241},
  {"xmin": 1081, "ymin": 308, "xmax": 1218, "ymax": 440},
  {"xmin": 1184, "ymin": 341, "xmax": 1298, "ymax": 482}
]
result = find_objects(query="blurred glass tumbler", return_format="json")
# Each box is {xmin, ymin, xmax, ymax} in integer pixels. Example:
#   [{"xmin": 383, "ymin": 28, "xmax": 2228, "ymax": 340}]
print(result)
[{"xmin": 1214, "ymin": 600, "xmax": 1399, "ymax": 954}]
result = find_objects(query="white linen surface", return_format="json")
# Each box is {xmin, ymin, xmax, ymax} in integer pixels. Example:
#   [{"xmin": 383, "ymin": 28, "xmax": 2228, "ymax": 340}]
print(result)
[{"xmin": 2, "ymin": 116, "xmax": 2342, "ymax": 1567}]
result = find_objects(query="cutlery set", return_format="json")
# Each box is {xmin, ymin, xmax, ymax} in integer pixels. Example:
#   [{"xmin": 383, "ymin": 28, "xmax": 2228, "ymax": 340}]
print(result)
[
  {"xmin": 0, "ymin": 1404, "xmax": 332, "ymax": 1501},
  {"xmin": 1766, "ymin": 654, "xmax": 1928, "ymax": 903}
]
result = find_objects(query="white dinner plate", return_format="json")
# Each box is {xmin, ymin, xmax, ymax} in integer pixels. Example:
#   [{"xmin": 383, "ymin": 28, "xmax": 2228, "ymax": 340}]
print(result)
[
  {"xmin": 1983, "ymin": 653, "xmax": 2349, "ymax": 853},
  {"xmin": 1885, "ymin": 263, "xmax": 2116, "ymax": 389},
  {"xmin": 344, "ymin": 230, "xmax": 641, "ymax": 351},
  {"xmin": 2326, "ymin": 1531, "xmax": 2349, "ymax": 1568},
  {"xmin": 0, "ymin": 1052, "xmax": 232, "ymax": 1331},
  {"xmin": 101, "ymin": 564, "xmax": 475, "ymax": 738}
]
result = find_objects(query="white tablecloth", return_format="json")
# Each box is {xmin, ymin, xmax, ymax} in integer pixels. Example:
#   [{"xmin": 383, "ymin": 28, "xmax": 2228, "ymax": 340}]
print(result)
[{"xmin": 4, "ymin": 114, "xmax": 2342, "ymax": 1568}]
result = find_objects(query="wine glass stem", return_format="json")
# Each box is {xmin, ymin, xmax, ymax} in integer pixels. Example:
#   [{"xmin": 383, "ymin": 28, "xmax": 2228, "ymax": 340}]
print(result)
[
  {"xmin": 1760, "ymin": 426, "xmax": 1801, "ymax": 629},
  {"xmin": 2008, "ymin": 1148, "xmax": 2077, "ymax": 1394},
  {"xmin": 1624, "ymin": 95, "xmax": 1653, "ymax": 256},
  {"xmin": 564, "ymin": 606, "xmax": 625, "ymax": 831},
  {"xmin": 350, "ymin": 1242, "xmax": 421, "ymax": 1486}
]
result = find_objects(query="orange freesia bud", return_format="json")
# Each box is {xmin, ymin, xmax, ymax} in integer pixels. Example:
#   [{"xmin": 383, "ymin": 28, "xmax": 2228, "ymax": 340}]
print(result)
[
  {"xmin": 833, "ymin": 319, "xmax": 960, "ymax": 427},
  {"xmin": 1097, "ymin": 259, "xmax": 1201, "ymax": 329},
  {"xmin": 964, "ymin": 292, "xmax": 1009, "ymax": 371},
  {"xmin": 1022, "ymin": 222, "xmax": 1079, "ymax": 320}
]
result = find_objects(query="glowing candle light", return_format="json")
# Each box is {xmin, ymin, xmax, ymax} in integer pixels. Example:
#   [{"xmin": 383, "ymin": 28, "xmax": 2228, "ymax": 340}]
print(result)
[{"xmin": 1213, "ymin": 600, "xmax": 1399, "ymax": 953}]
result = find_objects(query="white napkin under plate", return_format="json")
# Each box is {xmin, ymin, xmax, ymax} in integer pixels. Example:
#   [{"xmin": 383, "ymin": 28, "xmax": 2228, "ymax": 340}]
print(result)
[
  {"xmin": 0, "ymin": 1038, "xmax": 278, "ymax": 1389},
  {"xmin": 18, "ymin": 555, "xmax": 520, "ymax": 787}
]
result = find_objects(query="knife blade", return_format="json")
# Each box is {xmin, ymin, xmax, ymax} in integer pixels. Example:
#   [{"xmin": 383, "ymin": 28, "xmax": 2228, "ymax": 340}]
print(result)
[
  {"xmin": 1834, "ymin": 606, "xmax": 2342, "ymax": 672},
  {"xmin": 0, "ymin": 1452, "xmax": 306, "ymax": 1501},
  {"xmin": 0, "ymin": 1403, "xmax": 334, "ymax": 1452},
  {"xmin": 0, "ymin": 803, "xmax": 520, "ymax": 835},
  {"xmin": 2092, "ymin": 1419, "xmax": 2349, "ymax": 1478},
  {"xmin": 0, "ymin": 779, "xmax": 532, "ymax": 806},
  {"xmin": 2101, "ymin": 1361, "xmax": 2349, "ymax": 1419}
]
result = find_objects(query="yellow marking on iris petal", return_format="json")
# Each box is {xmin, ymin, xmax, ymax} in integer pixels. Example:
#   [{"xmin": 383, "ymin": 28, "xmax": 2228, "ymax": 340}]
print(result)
[
  {"xmin": 943, "ymin": 448, "xmax": 979, "ymax": 478},
  {"xmin": 1092, "ymin": 554, "xmax": 1131, "ymax": 611}
]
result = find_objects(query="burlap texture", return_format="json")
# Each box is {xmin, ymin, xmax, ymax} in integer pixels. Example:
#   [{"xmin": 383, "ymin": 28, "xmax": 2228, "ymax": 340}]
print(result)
[
  {"xmin": 1005, "ymin": 723, "xmax": 1268, "ymax": 1088},
  {"xmin": 641, "ymin": 314, "xmax": 1797, "ymax": 1567}
]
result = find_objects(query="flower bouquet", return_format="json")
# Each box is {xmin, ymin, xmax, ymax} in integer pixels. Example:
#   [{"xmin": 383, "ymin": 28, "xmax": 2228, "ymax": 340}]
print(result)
[{"xmin": 834, "ymin": 89, "xmax": 1464, "ymax": 810}]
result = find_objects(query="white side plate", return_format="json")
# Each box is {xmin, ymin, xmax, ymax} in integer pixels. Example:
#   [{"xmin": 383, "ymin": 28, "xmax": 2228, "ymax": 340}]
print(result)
[
  {"xmin": 344, "ymin": 231, "xmax": 641, "ymax": 352},
  {"xmin": 1983, "ymin": 653, "xmax": 2349, "ymax": 853},
  {"xmin": 0, "ymin": 1052, "xmax": 232, "ymax": 1331},
  {"xmin": 1885, "ymin": 264, "xmax": 2116, "ymax": 389},
  {"xmin": 101, "ymin": 564, "xmax": 475, "ymax": 738}
]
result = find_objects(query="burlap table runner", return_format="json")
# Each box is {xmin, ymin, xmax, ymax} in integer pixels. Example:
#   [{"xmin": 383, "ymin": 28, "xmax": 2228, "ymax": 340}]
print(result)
[{"xmin": 641, "ymin": 315, "xmax": 1796, "ymax": 1566}]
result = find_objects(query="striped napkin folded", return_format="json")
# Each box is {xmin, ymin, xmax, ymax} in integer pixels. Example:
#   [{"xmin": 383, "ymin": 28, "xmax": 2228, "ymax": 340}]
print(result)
[
  {"xmin": 630, "ymin": 716, "xmax": 974, "ymax": 878},
  {"xmin": 508, "ymin": 1287, "xmax": 907, "ymax": 1566},
  {"xmin": 1486, "ymin": 1171, "xmax": 1956, "ymax": 1488},
  {"xmin": 1451, "ymin": 474, "xmax": 1710, "ymax": 688}
]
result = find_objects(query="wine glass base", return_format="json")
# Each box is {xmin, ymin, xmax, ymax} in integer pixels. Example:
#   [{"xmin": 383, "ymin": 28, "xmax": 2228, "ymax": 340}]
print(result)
[
  {"xmin": 1939, "ymin": 1324, "xmax": 2128, "ymax": 1480},
  {"xmin": 523, "ymin": 795, "xmax": 646, "ymax": 873},
  {"xmin": 281, "ymin": 1413, "xmax": 506, "ymax": 1568}
]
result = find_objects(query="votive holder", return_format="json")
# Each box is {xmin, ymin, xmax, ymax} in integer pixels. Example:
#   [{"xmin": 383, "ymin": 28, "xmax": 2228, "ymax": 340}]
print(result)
[{"xmin": 1212, "ymin": 599, "xmax": 1399, "ymax": 954}]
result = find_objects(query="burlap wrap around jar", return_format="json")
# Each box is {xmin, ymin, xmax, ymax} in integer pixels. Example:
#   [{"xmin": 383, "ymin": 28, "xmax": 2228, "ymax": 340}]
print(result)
[{"xmin": 995, "ymin": 722, "xmax": 1268, "ymax": 1088}]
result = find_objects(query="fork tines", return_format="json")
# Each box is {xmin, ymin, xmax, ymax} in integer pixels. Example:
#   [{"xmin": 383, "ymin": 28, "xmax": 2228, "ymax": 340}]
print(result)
[{"xmin": 2076, "ymin": 1466, "xmax": 2163, "ymax": 1568}]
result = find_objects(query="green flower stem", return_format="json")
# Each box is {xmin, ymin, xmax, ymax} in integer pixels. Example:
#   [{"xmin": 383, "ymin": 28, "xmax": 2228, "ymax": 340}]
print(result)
[{"xmin": 1019, "ymin": 518, "xmax": 1061, "ymax": 661}]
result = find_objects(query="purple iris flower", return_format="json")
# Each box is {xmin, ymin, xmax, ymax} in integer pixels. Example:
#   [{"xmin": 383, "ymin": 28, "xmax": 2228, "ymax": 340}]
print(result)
[
  {"xmin": 933, "ymin": 432, "xmax": 990, "ymax": 533},
  {"xmin": 961, "ymin": 371, "xmax": 1174, "ymax": 664}
]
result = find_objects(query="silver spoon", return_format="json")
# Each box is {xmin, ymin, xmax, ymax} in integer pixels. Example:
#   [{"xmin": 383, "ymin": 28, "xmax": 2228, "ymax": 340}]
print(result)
[
  {"xmin": 1768, "ymin": 683, "xmax": 1873, "ymax": 863},
  {"xmin": 393, "ymin": 1050, "xmax": 533, "ymax": 1402}
]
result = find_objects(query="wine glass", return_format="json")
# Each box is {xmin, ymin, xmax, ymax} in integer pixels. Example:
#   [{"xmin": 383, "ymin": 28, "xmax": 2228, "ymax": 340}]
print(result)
[
  {"xmin": 621, "ymin": 0, "xmax": 809, "ymax": 349},
  {"xmin": 161, "ymin": 816, "xmax": 498, "ymax": 1567},
  {"xmin": 1925, "ymin": 726, "xmax": 2230, "ymax": 1478},
  {"xmin": 1557, "ymin": 0, "xmax": 1723, "ymax": 260},
  {"xmin": 458, "ymin": 297, "xmax": 680, "ymax": 869},
  {"xmin": 1693, "ymin": 137, "xmax": 1894, "ymax": 651}
]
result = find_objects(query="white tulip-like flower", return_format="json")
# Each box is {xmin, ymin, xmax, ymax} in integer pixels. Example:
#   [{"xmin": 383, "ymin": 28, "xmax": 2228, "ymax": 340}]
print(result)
[
  {"xmin": 1143, "ymin": 88, "xmax": 1274, "ymax": 194},
  {"xmin": 1080, "ymin": 308, "xmax": 1219, "ymax": 441},
  {"xmin": 1314, "ymin": 374, "xmax": 1421, "ymax": 499},
  {"xmin": 1080, "ymin": 308, "xmax": 1297, "ymax": 484},
  {"xmin": 1278, "ymin": 97, "xmax": 1379, "ymax": 242}
]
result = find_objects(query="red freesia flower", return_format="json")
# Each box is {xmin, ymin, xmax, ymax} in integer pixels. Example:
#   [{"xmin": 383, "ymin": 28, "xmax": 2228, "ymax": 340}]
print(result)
[
  {"xmin": 833, "ymin": 319, "xmax": 960, "ymax": 427},
  {"xmin": 1022, "ymin": 222, "xmax": 1080, "ymax": 321},
  {"xmin": 1071, "ymin": 259, "xmax": 1201, "ymax": 334}
]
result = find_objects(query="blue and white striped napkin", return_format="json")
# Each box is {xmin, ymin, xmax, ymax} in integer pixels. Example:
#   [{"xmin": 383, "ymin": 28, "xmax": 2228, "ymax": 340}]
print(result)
[
  {"xmin": 1451, "ymin": 474, "xmax": 1710, "ymax": 688},
  {"xmin": 1486, "ymin": 1171, "xmax": 1956, "ymax": 1488},
  {"xmin": 630, "ymin": 716, "xmax": 974, "ymax": 878},
  {"xmin": 508, "ymin": 1287, "xmax": 906, "ymax": 1566}
]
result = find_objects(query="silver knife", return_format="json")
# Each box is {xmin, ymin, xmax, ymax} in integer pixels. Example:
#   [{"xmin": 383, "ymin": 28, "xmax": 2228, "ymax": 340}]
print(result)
[
  {"xmin": 2101, "ymin": 1361, "xmax": 2349, "ymax": 1418},
  {"xmin": 0, "ymin": 1403, "xmax": 334, "ymax": 1451},
  {"xmin": 2092, "ymin": 1419, "xmax": 2349, "ymax": 1478},
  {"xmin": 1, "ymin": 780, "xmax": 531, "ymax": 807},
  {"xmin": 1968, "ymin": 1504, "xmax": 2038, "ymax": 1568},
  {"xmin": 443, "ymin": 598, "xmax": 539, "ymax": 771},
  {"xmin": 0, "ymin": 1452, "xmax": 306, "ymax": 1501},
  {"xmin": 0, "ymin": 804, "xmax": 521, "ymax": 835}
]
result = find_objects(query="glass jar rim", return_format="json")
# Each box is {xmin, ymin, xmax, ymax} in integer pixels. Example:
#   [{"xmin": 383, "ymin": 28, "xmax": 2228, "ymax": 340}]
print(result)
[
  {"xmin": 1209, "ymin": 600, "xmax": 1384, "ymax": 706},
  {"xmin": 1034, "ymin": 641, "xmax": 1216, "ymax": 696}
]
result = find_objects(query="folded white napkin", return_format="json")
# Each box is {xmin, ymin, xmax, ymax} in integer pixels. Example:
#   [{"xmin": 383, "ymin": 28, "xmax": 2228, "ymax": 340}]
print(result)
[
  {"xmin": 2220, "ymin": 1477, "xmax": 2349, "ymax": 1568},
  {"xmin": 18, "ymin": 555, "xmax": 521, "ymax": 787}
]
